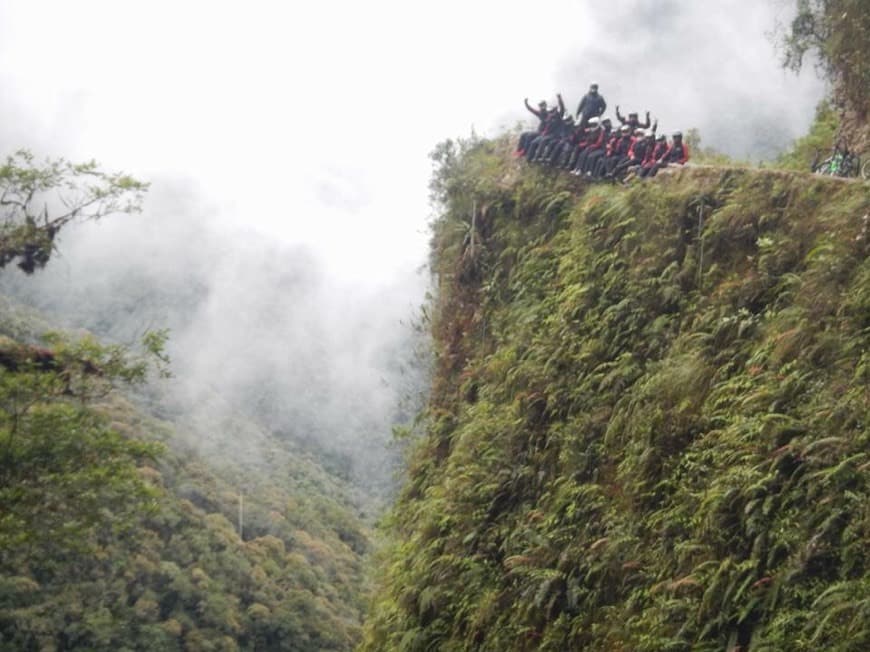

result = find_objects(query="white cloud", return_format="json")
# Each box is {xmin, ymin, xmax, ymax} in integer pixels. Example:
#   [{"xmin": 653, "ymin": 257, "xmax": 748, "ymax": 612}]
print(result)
[
  {"xmin": 1, "ymin": 1, "xmax": 823, "ymax": 281},
  {"xmin": 0, "ymin": 0, "xmax": 825, "ymax": 487}
]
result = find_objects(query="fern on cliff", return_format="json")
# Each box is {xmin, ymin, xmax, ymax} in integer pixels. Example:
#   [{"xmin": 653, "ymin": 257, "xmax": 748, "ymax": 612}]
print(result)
[{"xmin": 362, "ymin": 135, "xmax": 870, "ymax": 651}]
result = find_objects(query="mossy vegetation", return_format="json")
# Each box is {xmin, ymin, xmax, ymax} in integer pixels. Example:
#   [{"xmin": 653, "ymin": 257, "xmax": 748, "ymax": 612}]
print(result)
[{"xmin": 361, "ymin": 135, "xmax": 870, "ymax": 651}]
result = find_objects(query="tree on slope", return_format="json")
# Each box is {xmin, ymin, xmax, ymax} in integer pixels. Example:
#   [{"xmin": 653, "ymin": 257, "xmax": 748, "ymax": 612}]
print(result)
[
  {"xmin": 0, "ymin": 149, "xmax": 148, "ymax": 273},
  {"xmin": 780, "ymin": 0, "xmax": 870, "ymax": 146}
]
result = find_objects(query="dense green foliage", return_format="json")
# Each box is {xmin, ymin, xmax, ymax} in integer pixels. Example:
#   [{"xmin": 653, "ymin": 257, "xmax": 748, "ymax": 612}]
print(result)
[
  {"xmin": 777, "ymin": 101, "xmax": 841, "ymax": 171},
  {"xmin": 0, "ymin": 150, "xmax": 148, "ymax": 273},
  {"xmin": 0, "ymin": 304, "xmax": 372, "ymax": 651},
  {"xmin": 781, "ymin": 0, "xmax": 870, "ymax": 110},
  {"xmin": 361, "ymin": 136, "xmax": 870, "ymax": 651}
]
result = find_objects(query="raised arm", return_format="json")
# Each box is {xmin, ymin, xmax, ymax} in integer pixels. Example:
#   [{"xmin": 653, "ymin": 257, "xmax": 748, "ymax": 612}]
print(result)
[
  {"xmin": 557, "ymin": 93, "xmax": 566, "ymax": 117},
  {"xmin": 616, "ymin": 105, "xmax": 626, "ymax": 124},
  {"xmin": 639, "ymin": 111, "xmax": 651, "ymax": 129},
  {"xmin": 524, "ymin": 98, "xmax": 545, "ymax": 119}
]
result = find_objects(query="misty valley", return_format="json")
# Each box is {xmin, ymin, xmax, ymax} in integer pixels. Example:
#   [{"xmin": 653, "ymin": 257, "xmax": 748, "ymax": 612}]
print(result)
[{"xmin": 2, "ymin": 0, "xmax": 869, "ymax": 650}]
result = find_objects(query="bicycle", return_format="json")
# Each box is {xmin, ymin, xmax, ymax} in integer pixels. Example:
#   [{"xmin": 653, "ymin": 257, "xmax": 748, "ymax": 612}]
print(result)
[{"xmin": 811, "ymin": 145, "xmax": 862, "ymax": 179}]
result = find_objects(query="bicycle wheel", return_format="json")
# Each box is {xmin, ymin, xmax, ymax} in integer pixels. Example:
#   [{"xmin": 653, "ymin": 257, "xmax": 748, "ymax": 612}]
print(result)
[{"xmin": 842, "ymin": 154, "xmax": 860, "ymax": 177}]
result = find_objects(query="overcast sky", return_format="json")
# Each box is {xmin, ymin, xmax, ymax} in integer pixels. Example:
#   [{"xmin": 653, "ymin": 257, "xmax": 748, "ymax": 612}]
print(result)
[
  {"xmin": 0, "ymin": 1, "xmax": 827, "ymax": 481},
  {"xmin": 0, "ymin": 0, "xmax": 823, "ymax": 285}
]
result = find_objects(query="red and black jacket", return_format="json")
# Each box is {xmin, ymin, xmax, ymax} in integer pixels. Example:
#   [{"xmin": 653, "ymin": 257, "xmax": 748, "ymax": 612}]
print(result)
[
  {"xmin": 660, "ymin": 141, "xmax": 689, "ymax": 165},
  {"xmin": 567, "ymin": 124, "xmax": 587, "ymax": 146},
  {"xmin": 643, "ymin": 141, "xmax": 668, "ymax": 167},
  {"xmin": 609, "ymin": 134, "xmax": 633, "ymax": 158},
  {"xmin": 627, "ymin": 136, "xmax": 651, "ymax": 161},
  {"xmin": 582, "ymin": 128, "xmax": 606, "ymax": 151}
]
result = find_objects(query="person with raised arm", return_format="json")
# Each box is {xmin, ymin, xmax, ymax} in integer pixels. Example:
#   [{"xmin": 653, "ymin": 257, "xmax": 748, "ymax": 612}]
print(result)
[
  {"xmin": 524, "ymin": 94, "xmax": 566, "ymax": 162},
  {"xmin": 516, "ymin": 98, "xmax": 549, "ymax": 156},
  {"xmin": 536, "ymin": 112, "xmax": 576, "ymax": 165},
  {"xmin": 616, "ymin": 106, "xmax": 653, "ymax": 131}
]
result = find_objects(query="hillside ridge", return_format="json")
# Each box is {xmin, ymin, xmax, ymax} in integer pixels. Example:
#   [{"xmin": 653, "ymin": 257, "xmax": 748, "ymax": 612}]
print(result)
[{"xmin": 361, "ymin": 135, "xmax": 869, "ymax": 651}]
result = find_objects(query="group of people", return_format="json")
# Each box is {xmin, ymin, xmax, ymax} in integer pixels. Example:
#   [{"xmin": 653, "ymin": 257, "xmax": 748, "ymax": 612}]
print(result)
[{"xmin": 515, "ymin": 83, "xmax": 689, "ymax": 181}]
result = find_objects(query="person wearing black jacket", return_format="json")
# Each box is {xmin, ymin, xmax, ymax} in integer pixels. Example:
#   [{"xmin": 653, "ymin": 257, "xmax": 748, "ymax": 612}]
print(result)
[
  {"xmin": 553, "ymin": 119, "xmax": 587, "ymax": 169},
  {"xmin": 575, "ymin": 83, "xmax": 606, "ymax": 129},
  {"xmin": 615, "ymin": 106, "xmax": 653, "ymax": 131},
  {"xmin": 640, "ymin": 131, "xmax": 690, "ymax": 178},
  {"xmin": 564, "ymin": 122, "xmax": 595, "ymax": 171},
  {"xmin": 526, "ymin": 98, "xmax": 548, "ymax": 120},
  {"xmin": 571, "ymin": 117, "xmax": 610, "ymax": 175},
  {"xmin": 636, "ymin": 134, "xmax": 669, "ymax": 178},
  {"xmin": 537, "ymin": 113, "xmax": 577, "ymax": 165},
  {"xmin": 611, "ymin": 129, "xmax": 652, "ymax": 179},
  {"xmin": 595, "ymin": 124, "xmax": 634, "ymax": 178},
  {"xmin": 517, "ymin": 98, "xmax": 550, "ymax": 155},
  {"xmin": 576, "ymin": 117, "xmax": 614, "ymax": 176},
  {"xmin": 526, "ymin": 94, "xmax": 566, "ymax": 162}
]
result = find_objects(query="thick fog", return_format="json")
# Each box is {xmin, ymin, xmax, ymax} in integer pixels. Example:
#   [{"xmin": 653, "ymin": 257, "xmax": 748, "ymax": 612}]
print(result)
[
  {"xmin": 545, "ymin": 1, "xmax": 824, "ymax": 160},
  {"xmin": 0, "ymin": 0, "xmax": 824, "ymax": 493},
  {"xmin": 0, "ymin": 183, "xmax": 428, "ymax": 496}
]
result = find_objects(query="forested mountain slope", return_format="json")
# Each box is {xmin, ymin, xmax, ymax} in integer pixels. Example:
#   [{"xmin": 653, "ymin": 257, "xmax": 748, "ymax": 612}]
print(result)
[
  {"xmin": 361, "ymin": 136, "xmax": 870, "ymax": 651},
  {"xmin": 0, "ymin": 298, "xmax": 371, "ymax": 651}
]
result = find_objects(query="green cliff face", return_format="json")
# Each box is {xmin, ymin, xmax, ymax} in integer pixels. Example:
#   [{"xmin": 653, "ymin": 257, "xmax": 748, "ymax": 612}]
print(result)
[{"xmin": 361, "ymin": 136, "xmax": 870, "ymax": 651}]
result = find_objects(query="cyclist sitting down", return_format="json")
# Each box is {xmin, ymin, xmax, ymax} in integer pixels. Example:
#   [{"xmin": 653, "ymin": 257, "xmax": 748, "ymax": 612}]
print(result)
[{"xmin": 640, "ymin": 131, "xmax": 689, "ymax": 178}]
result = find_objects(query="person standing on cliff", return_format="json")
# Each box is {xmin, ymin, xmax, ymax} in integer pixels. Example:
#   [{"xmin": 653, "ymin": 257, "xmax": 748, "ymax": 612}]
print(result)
[{"xmin": 575, "ymin": 83, "xmax": 606, "ymax": 129}]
